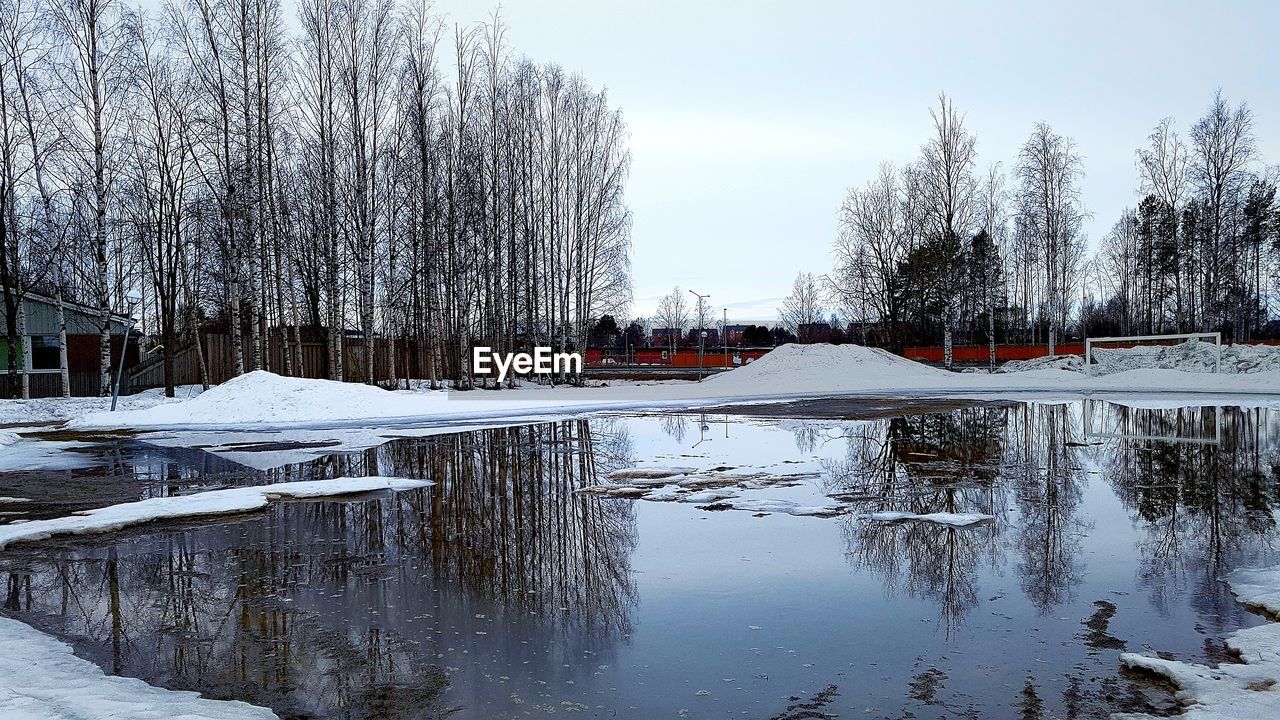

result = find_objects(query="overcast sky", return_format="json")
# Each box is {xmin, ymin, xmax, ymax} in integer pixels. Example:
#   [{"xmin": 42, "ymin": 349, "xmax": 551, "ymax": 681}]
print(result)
[{"xmin": 244, "ymin": 0, "xmax": 1277, "ymax": 323}]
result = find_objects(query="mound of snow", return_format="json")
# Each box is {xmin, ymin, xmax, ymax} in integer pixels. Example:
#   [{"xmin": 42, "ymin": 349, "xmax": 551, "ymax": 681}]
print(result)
[
  {"xmin": 996, "ymin": 355, "xmax": 1086, "ymax": 374},
  {"xmin": 0, "ymin": 430, "xmax": 18, "ymax": 447},
  {"xmin": 0, "ymin": 476, "xmax": 430, "ymax": 550},
  {"xmin": 1093, "ymin": 339, "xmax": 1280, "ymax": 375},
  {"xmin": 71, "ymin": 371, "xmax": 429, "ymax": 430},
  {"xmin": 710, "ymin": 343, "xmax": 949, "ymax": 392},
  {"xmin": 0, "ymin": 616, "xmax": 276, "ymax": 719}
]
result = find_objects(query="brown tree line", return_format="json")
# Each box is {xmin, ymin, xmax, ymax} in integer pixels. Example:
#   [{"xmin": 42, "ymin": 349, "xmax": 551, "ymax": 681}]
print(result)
[
  {"xmin": 0, "ymin": 0, "xmax": 632, "ymax": 398},
  {"xmin": 1091, "ymin": 91, "xmax": 1277, "ymax": 340},
  {"xmin": 832, "ymin": 92, "xmax": 1279, "ymax": 366}
]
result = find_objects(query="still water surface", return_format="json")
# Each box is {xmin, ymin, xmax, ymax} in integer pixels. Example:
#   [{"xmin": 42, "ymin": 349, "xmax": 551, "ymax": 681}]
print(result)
[{"xmin": 1, "ymin": 399, "xmax": 1278, "ymax": 719}]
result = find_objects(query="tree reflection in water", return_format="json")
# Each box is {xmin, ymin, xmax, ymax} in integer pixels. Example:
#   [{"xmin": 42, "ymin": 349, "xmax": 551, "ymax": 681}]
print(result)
[
  {"xmin": 825, "ymin": 406, "xmax": 1008, "ymax": 635},
  {"xmin": 1090, "ymin": 402, "xmax": 1280, "ymax": 629},
  {"xmin": 824, "ymin": 402, "xmax": 1279, "ymax": 634},
  {"xmin": 1, "ymin": 419, "xmax": 637, "ymax": 720}
]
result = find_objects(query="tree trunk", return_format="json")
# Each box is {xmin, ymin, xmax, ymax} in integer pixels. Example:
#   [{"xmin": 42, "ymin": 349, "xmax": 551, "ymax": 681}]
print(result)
[
  {"xmin": 17, "ymin": 302, "xmax": 29, "ymax": 400},
  {"xmin": 57, "ymin": 292, "xmax": 70, "ymax": 397}
]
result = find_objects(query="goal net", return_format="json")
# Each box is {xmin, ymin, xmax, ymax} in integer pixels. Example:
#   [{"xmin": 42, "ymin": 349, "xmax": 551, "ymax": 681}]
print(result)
[{"xmin": 1084, "ymin": 332, "xmax": 1222, "ymax": 374}]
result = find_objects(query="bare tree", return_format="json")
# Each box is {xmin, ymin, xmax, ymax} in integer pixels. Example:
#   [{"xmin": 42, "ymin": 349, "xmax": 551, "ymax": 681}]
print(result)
[
  {"xmin": 1015, "ymin": 123, "xmax": 1086, "ymax": 355},
  {"xmin": 653, "ymin": 286, "xmax": 687, "ymax": 357},
  {"xmin": 779, "ymin": 271, "xmax": 823, "ymax": 341}
]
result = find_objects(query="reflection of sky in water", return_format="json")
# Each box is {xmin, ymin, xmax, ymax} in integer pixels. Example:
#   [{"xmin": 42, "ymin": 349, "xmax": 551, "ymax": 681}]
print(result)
[{"xmin": 0, "ymin": 402, "xmax": 1278, "ymax": 719}]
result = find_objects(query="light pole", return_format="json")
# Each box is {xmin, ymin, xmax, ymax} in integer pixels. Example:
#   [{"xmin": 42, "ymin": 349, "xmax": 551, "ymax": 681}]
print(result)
[
  {"xmin": 698, "ymin": 330, "xmax": 707, "ymax": 380},
  {"xmin": 111, "ymin": 289, "xmax": 143, "ymax": 411},
  {"xmin": 723, "ymin": 308, "xmax": 728, "ymax": 364},
  {"xmin": 689, "ymin": 290, "xmax": 709, "ymax": 381}
]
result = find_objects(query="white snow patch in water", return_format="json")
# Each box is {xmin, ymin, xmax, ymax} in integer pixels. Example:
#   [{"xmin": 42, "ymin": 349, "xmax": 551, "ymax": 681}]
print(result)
[
  {"xmin": 863, "ymin": 511, "xmax": 995, "ymax": 526},
  {"xmin": 0, "ymin": 431, "xmax": 96, "ymax": 472},
  {"xmin": 1226, "ymin": 566, "xmax": 1280, "ymax": 617},
  {"xmin": 0, "ymin": 476, "xmax": 430, "ymax": 550},
  {"xmin": 1114, "ymin": 562, "xmax": 1280, "ymax": 720},
  {"xmin": 0, "ymin": 615, "xmax": 277, "ymax": 719}
]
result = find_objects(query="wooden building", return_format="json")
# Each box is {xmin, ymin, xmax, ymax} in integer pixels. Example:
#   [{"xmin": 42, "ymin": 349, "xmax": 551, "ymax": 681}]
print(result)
[{"xmin": 1, "ymin": 289, "xmax": 136, "ymax": 398}]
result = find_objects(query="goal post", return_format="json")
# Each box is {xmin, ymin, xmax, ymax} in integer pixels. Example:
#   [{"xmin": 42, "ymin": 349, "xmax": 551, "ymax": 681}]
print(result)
[{"xmin": 1084, "ymin": 332, "xmax": 1222, "ymax": 373}]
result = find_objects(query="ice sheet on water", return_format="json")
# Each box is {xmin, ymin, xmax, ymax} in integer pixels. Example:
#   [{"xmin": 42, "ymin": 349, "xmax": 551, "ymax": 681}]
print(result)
[
  {"xmin": 863, "ymin": 511, "xmax": 996, "ymax": 526},
  {"xmin": 0, "ymin": 430, "xmax": 97, "ymax": 472},
  {"xmin": 0, "ymin": 476, "xmax": 431, "ymax": 550}
]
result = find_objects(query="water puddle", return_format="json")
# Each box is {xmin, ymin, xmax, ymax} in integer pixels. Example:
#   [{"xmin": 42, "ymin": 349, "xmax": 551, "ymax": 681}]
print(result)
[{"xmin": 1, "ymin": 399, "xmax": 1277, "ymax": 719}]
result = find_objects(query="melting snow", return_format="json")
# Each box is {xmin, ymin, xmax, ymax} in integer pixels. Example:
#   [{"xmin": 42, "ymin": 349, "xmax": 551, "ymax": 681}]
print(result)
[
  {"xmin": 0, "ymin": 616, "xmax": 277, "ymax": 719},
  {"xmin": 54, "ymin": 343, "xmax": 1280, "ymax": 432},
  {"xmin": 1115, "ymin": 561, "xmax": 1280, "ymax": 720},
  {"xmin": 0, "ymin": 476, "xmax": 430, "ymax": 550},
  {"xmin": 863, "ymin": 511, "xmax": 996, "ymax": 526}
]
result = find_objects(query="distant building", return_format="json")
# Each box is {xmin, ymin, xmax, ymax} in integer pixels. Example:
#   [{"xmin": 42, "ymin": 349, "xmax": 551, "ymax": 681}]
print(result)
[
  {"xmin": 0, "ymin": 289, "xmax": 135, "ymax": 397},
  {"xmin": 651, "ymin": 327, "xmax": 682, "ymax": 345},
  {"xmin": 723, "ymin": 325, "xmax": 749, "ymax": 345},
  {"xmin": 686, "ymin": 328, "xmax": 719, "ymax": 346},
  {"xmin": 797, "ymin": 322, "xmax": 832, "ymax": 343}
]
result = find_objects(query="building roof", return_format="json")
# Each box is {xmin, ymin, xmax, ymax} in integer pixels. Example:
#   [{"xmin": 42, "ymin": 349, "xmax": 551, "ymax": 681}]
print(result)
[{"xmin": 3, "ymin": 287, "xmax": 132, "ymax": 336}]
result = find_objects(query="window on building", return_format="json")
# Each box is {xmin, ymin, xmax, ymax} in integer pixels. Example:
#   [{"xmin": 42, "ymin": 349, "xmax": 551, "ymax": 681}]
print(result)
[{"xmin": 30, "ymin": 336, "xmax": 61, "ymax": 371}]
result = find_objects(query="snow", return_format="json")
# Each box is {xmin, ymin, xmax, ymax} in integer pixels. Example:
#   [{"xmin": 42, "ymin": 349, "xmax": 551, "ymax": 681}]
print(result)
[
  {"xmin": 862, "ymin": 511, "xmax": 995, "ymax": 526},
  {"xmin": 1092, "ymin": 339, "xmax": 1280, "ymax": 375},
  {"xmin": 0, "ymin": 385, "xmax": 203, "ymax": 426},
  {"xmin": 1114, "ymin": 561, "xmax": 1280, "ymax": 720},
  {"xmin": 1225, "ymin": 565, "xmax": 1280, "ymax": 617},
  {"xmin": 0, "ymin": 616, "xmax": 277, "ymax": 719},
  {"xmin": 998, "ymin": 340, "xmax": 1280, "ymax": 376},
  {"xmin": 39, "ymin": 343, "xmax": 1280, "ymax": 434},
  {"xmin": 0, "ymin": 430, "xmax": 96, "ymax": 472},
  {"xmin": 0, "ymin": 476, "xmax": 431, "ymax": 550}
]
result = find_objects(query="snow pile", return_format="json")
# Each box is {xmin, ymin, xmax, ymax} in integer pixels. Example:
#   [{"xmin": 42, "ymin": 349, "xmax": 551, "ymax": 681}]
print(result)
[
  {"xmin": 0, "ymin": 476, "xmax": 430, "ymax": 550},
  {"xmin": 53, "ymin": 342, "xmax": 1280, "ymax": 433},
  {"xmin": 996, "ymin": 355, "xmax": 1086, "ymax": 374},
  {"xmin": 0, "ymin": 616, "xmax": 276, "ymax": 719},
  {"xmin": 707, "ymin": 343, "xmax": 949, "ymax": 392},
  {"xmin": 1114, "ymin": 562, "xmax": 1280, "ymax": 720},
  {"xmin": 0, "ymin": 387, "xmax": 197, "ymax": 425},
  {"xmin": 863, "ymin": 511, "xmax": 995, "ymax": 526},
  {"xmin": 1091, "ymin": 340, "xmax": 1280, "ymax": 375},
  {"xmin": 71, "ymin": 371, "xmax": 430, "ymax": 430},
  {"xmin": 0, "ymin": 430, "xmax": 17, "ymax": 447}
]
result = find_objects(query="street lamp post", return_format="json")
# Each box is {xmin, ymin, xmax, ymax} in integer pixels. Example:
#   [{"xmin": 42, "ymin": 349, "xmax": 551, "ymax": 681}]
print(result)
[
  {"xmin": 698, "ymin": 330, "xmax": 707, "ymax": 381},
  {"xmin": 111, "ymin": 289, "xmax": 143, "ymax": 411},
  {"xmin": 689, "ymin": 290, "xmax": 709, "ymax": 382}
]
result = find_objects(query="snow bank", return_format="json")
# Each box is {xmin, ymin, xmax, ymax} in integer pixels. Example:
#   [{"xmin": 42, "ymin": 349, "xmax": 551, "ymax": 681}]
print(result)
[
  {"xmin": 60, "ymin": 343, "xmax": 1280, "ymax": 433},
  {"xmin": 72, "ymin": 371, "xmax": 430, "ymax": 430},
  {"xmin": 708, "ymin": 343, "xmax": 950, "ymax": 392},
  {"xmin": 0, "ymin": 476, "xmax": 430, "ymax": 550},
  {"xmin": 996, "ymin": 355, "xmax": 1086, "ymax": 373},
  {"xmin": 0, "ymin": 616, "xmax": 276, "ymax": 719},
  {"xmin": 1115, "ymin": 562, "xmax": 1280, "ymax": 720},
  {"xmin": 1226, "ymin": 565, "xmax": 1280, "ymax": 617},
  {"xmin": 1092, "ymin": 340, "xmax": 1280, "ymax": 376},
  {"xmin": 863, "ymin": 511, "xmax": 995, "ymax": 526},
  {"xmin": 0, "ymin": 386, "xmax": 201, "ymax": 426}
]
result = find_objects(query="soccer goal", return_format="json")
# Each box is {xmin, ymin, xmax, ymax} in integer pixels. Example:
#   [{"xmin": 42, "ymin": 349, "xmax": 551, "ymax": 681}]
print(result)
[{"xmin": 1084, "ymin": 332, "xmax": 1222, "ymax": 373}]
